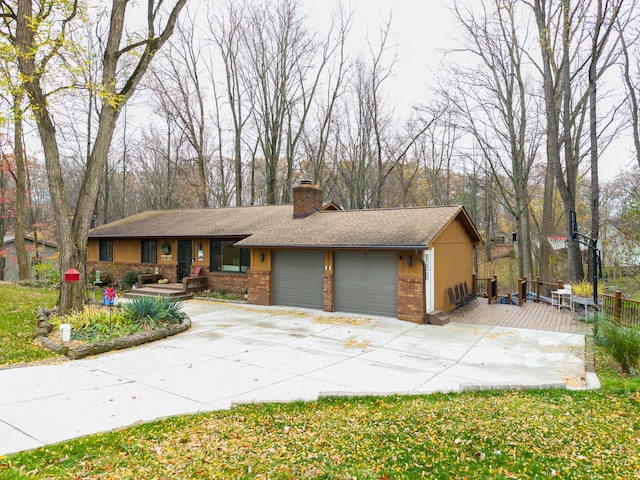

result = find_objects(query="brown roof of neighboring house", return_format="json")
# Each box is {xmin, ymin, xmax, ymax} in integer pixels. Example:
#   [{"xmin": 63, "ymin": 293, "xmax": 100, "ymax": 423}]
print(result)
[
  {"xmin": 4, "ymin": 235, "xmax": 58, "ymax": 249},
  {"xmin": 88, "ymin": 204, "xmax": 483, "ymax": 249}
]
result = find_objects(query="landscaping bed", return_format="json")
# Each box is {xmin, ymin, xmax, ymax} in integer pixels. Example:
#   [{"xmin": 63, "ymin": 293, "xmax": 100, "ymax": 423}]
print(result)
[{"xmin": 34, "ymin": 299, "xmax": 191, "ymax": 360}]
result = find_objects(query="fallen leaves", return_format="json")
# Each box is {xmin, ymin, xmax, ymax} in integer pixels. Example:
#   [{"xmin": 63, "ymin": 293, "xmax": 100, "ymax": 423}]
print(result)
[{"xmin": 3, "ymin": 386, "xmax": 639, "ymax": 479}]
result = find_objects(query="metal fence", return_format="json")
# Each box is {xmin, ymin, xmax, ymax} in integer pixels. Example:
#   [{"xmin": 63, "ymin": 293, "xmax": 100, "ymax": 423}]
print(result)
[{"xmin": 601, "ymin": 292, "xmax": 640, "ymax": 327}]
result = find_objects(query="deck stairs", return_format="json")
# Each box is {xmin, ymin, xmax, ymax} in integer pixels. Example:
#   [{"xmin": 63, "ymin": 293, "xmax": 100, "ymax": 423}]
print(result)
[{"xmin": 426, "ymin": 310, "xmax": 450, "ymax": 326}]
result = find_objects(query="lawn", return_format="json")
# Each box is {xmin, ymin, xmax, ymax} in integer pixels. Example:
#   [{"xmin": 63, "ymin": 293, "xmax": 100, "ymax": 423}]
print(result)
[
  {"xmin": 0, "ymin": 283, "xmax": 58, "ymax": 365},
  {"xmin": 1, "ymin": 285, "xmax": 639, "ymax": 479}
]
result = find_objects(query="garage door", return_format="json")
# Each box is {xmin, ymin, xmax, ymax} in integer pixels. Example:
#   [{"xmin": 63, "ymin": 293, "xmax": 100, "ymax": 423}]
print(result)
[
  {"xmin": 335, "ymin": 251, "xmax": 398, "ymax": 317},
  {"xmin": 272, "ymin": 250, "xmax": 324, "ymax": 310}
]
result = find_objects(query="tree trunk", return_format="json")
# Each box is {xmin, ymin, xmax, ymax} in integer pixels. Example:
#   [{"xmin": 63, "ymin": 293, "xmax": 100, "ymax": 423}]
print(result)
[
  {"xmin": 539, "ymin": 157, "xmax": 555, "ymax": 281},
  {"xmin": 13, "ymin": 94, "xmax": 30, "ymax": 281},
  {"xmin": 17, "ymin": 0, "xmax": 186, "ymax": 312},
  {"xmin": 532, "ymin": 0, "xmax": 582, "ymax": 283}
]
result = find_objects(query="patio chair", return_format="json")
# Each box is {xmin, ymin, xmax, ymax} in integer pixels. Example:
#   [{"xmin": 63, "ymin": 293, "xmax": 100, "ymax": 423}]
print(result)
[
  {"xmin": 448, "ymin": 287, "xmax": 463, "ymax": 309},
  {"xmin": 463, "ymin": 280, "xmax": 477, "ymax": 304}
]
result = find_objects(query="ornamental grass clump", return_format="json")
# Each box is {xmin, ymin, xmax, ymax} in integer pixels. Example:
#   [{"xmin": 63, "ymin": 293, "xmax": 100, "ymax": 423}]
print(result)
[
  {"xmin": 49, "ymin": 308, "xmax": 139, "ymax": 343},
  {"xmin": 123, "ymin": 296, "xmax": 185, "ymax": 329},
  {"xmin": 596, "ymin": 317, "xmax": 640, "ymax": 374},
  {"xmin": 571, "ymin": 279, "xmax": 604, "ymax": 298}
]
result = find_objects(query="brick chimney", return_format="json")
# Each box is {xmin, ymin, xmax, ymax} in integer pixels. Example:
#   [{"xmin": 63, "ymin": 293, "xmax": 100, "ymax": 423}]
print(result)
[{"xmin": 293, "ymin": 180, "xmax": 324, "ymax": 218}]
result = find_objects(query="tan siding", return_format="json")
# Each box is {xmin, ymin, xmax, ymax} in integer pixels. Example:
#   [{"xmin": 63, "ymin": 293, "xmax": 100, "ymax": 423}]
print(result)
[
  {"xmin": 250, "ymin": 248, "xmax": 271, "ymax": 272},
  {"xmin": 87, "ymin": 239, "xmax": 99, "ymax": 262},
  {"xmin": 114, "ymin": 239, "xmax": 140, "ymax": 263},
  {"xmin": 433, "ymin": 219, "xmax": 475, "ymax": 312},
  {"xmin": 398, "ymin": 251, "xmax": 423, "ymax": 279}
]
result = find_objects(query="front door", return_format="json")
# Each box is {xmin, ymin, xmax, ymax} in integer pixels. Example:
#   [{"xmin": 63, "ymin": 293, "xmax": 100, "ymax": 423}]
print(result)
[{"xmin": 177, "ymin": 240, "xmax": 192, "ymax": 279}]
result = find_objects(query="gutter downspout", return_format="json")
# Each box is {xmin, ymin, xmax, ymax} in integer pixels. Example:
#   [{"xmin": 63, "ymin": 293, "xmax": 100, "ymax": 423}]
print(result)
[{"xmin": 416, "ymin": 249, "xmax": 427, "ymax": 324}]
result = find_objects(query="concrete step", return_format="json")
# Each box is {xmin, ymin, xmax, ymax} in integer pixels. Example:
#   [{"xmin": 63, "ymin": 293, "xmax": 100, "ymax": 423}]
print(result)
[
  {"xmin": 427, "ymin": 310, "xmax": 450, "ymax": 326},
  {"xmin": 124, "ymin": 288, "xmax": 193, "ymax": 301}
]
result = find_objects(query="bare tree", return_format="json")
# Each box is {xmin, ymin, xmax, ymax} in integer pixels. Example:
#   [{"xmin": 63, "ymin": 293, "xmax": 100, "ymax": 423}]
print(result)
[
  {"xmin": 618, "ymin": 1, "xmax": 640, "ymax": 168},
  {"xmin": 208, "ymin": 0, "xmax": 254, "ymax": 206},
  {"xmin": 243, "ymin": 0, "xmax": 332, "ymax": 204},
  {"xmin": 448, "ymin": 0, "xmax": 543, "ymax": 278},
  {"xmin": 150, "ymin": 12, "xmax": 211, "ymax": 208},
  {"xmin": 529, "ymin": 0, "xmax": 586, "ymax": 282},
  {"xmin": 586, "ymin": 0, "xmax": 623, "ymax": 279},
  {"xmin": 16, "ymin": 0, "xmax": 186, "ymax": 312},
  {"xmin": 0, "ymin": 2, "xmax": 29, "ymax": 280}
]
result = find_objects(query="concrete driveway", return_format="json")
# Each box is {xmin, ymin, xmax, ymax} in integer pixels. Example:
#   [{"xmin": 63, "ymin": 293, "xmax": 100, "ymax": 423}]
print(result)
[{"xmin": 0, "ymin": 300, "xmax": 593, "ymax": 456}]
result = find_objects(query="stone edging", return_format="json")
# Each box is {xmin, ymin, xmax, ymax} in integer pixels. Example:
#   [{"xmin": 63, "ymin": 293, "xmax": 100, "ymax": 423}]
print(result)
[{"xmin": 35, "ymin": 306, "xmax": 191, "ymax": 360}]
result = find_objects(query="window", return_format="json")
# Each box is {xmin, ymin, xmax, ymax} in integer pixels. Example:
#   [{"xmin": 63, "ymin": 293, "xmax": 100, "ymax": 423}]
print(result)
[
  {"xmin": 99, "ymin": 240, "xmax": 113, "ymax": 262},
  {"xmin": 141, "ymin": 240, "xmax": 157, "ymax": 263},
  {"xmin": 211, "ymin": 239, "xmax": 250, "ymax": 273}
]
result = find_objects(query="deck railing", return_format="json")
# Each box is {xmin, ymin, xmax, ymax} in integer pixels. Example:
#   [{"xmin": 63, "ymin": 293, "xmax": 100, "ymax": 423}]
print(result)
[
  {"xmin": 601, "ymin": 292, "xmax": 640, "ymax": 327},
  {"xmin": 471, "ymin": 275, "xmax": 640, "ymax": 326},
  {"xmin": 472, "ymin": 275, "xmax": 564, "ymax": 306}
]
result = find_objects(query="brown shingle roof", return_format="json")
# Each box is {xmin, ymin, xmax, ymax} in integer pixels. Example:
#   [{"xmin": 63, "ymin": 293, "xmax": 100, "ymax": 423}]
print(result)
[
  {"xmin": 88, "ymin": 204, "xmax": 483, "ymax": 248},
  {"xmin": 235, "ymin": 205, "xmax": 481, "ymax": 249},
  {"xmin": 88, "ymin": 205, "xmax": 292, "ymax": 238}
]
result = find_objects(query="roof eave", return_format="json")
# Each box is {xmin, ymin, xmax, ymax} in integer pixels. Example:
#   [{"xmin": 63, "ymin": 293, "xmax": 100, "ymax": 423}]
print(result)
[{"xmin": 234, "ymin": 243, "xmax": 429, "ymax": 250}]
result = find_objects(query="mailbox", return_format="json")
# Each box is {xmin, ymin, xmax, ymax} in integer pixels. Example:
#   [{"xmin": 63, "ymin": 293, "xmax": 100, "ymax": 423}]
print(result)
[{"xmin": 64, "ymin": 268, "xmax": 80, "ymax": 283}]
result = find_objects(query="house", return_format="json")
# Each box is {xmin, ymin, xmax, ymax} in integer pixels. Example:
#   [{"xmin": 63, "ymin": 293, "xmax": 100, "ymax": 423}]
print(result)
[
  {"xmin": 87, "ymin": 182, "xmax": 483, "ymax": 323},
  {"xmin": 599, "ymin": 222, "xmax": 640, "ymax": 269},
  {"xmin": 1, "ymin": 235, "xmax": 59, "ymax": 281}
]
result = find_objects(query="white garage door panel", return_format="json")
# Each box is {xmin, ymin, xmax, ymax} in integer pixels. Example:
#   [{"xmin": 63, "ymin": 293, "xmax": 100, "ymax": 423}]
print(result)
[
  {"xmin": 272, "ymin": 250, "xmax": 324, "ymax": 310},
  {"xmin": 335, "ymin": 251, "xmax": 398, "ymax": 317}
]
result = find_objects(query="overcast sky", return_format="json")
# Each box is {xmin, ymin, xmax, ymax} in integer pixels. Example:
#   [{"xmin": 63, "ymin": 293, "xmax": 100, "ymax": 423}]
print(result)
[{"xmin": 301, "ymin": 0, "xmax": 634, "ymax": 182}]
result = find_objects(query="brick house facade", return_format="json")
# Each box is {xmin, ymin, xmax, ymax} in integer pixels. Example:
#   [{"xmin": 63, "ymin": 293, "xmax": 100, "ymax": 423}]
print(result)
[{"xmin": 87, "ymin": 183, "xmax": 482, "ymax": 324}]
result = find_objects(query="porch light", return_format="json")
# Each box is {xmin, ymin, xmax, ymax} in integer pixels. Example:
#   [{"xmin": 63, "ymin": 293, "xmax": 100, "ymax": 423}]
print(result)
[{"xmin": 407, "ymin": 256, "xmax": 412, "ymax": 267}]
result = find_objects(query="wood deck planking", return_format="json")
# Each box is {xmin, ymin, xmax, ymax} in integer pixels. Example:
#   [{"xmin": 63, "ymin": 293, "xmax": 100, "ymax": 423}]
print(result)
[{"xmin": 448, "ymin": 299, "xmax": 591, "ymax": 334}]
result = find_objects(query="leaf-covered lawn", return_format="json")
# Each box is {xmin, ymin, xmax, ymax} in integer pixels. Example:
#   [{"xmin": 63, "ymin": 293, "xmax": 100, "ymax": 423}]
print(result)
[
  {"xmin": 2, "ymin": 360, "xmax": 639, "ymax": 479},
  {"xmin": 0, "ymin": 284, "xmax": 58, "ymax": 365}
]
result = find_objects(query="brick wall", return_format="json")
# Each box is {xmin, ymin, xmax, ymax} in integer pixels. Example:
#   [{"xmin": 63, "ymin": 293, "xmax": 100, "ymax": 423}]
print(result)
[
  {"xmin": 323, "ymin": 273, "xmax": 334, "ymax": 312},
  {"xmin": 87, "ymin": 261, "xmax": 248, "ymax": 294},
  {"xmin": 248, "ymin": 270, "xmax": 271, "ymax": 305},
  {"xmin": 87, "ymin": 261, "xmax": 177, "ymax": 284},
  {"xmin": 397, "ymin": 277, "xmax": 424, "ymax": 324},
  {"xmin": 208, "ymin": 272, "xmax": 248, "ymax": 294}
]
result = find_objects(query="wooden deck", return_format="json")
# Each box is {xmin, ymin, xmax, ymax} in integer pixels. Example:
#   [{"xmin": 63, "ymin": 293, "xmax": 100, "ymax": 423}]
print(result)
[{"xmin": 448, "ymin": 299, "xmax": 593, "ymax": 334}]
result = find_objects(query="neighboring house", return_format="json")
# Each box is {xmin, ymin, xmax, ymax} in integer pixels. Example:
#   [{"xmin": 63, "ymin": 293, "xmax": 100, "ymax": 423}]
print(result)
[
  {"xmin": 87, "ymin": 183, "xmax": 483, "ymax": 323},
  {"xmin": 1, "ymin": 235, "xmax": 59, "ymax": 281},
  {"xmin": 599, "ymin": 222, "xmax": 640, "ymax": 268}
]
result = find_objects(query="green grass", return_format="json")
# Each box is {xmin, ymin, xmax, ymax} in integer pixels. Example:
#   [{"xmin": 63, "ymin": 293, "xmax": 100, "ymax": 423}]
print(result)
[{"xmin": 0, "ymin": 283, "xmax": 58, "ymax": 365}]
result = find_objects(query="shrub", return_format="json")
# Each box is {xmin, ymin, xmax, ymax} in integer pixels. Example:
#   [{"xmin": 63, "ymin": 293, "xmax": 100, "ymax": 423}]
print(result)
[
  {"xmin": 122, "ymin": 270, "xmax": 147, "ymax": 288},
  {"xmin": 123, "ymin": 296, "xmax": 185, "ymax": 329},
  {"xmin": 87, "ymin": 268, "xmax": 113, "ymax": 286},
  {"xmin": 49, "ymin": 308, "xmax": 138, "ymax": 342},
  {"xmin": 161, "ymin": 298, "xmax": 186, "ymax": 323},
  {"xmin": 596, "ymin": 317, "xmax": 640, "ymax": 374},
  {"xmin": 32, "ymin": 263, "xmax": 60, "ymax": 284}
]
